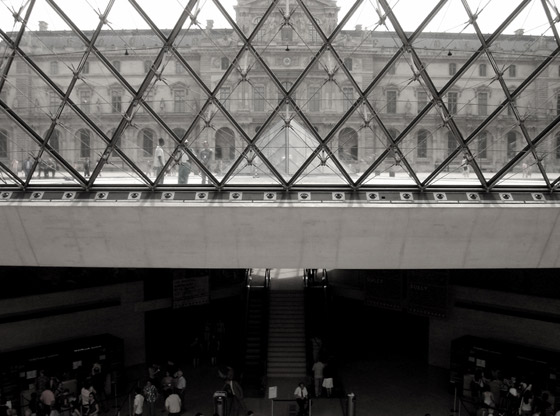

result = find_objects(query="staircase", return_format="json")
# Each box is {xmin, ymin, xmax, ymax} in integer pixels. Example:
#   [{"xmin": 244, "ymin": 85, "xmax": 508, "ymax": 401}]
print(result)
[{"xmin": 267, "ymin": 289, "xmax": 307, "ymax": 378}]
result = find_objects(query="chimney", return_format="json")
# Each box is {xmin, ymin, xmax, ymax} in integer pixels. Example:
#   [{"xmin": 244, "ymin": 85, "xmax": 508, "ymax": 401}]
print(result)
[
  {"xmin": 355, "ymin": 24, "xmax": 362, "ymax": 31},
  {"xmin": 515, "ymin": 28, "xmax": 524, "ymax": 36},
  {"xmin": 206, "ymin": 20, "xmax": 214, "ymax": 30},
  {"xmin": 39, "ymin": 21, "xmax": 48, "ymax": 31}
]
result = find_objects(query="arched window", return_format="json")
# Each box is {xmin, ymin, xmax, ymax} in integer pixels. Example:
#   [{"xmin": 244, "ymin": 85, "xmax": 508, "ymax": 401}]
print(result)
[
  {"xmin": 141, "ymin": 129, "xmax": 155, "ymax": 157},
  {"xmin": 417, "ymin": 130, "xmax": 429, "ymax": 158},
  {"xmin": 338, "ymin": 128, "xmax": 358, "ymax": 161},
  {"xmin": 215, "ymin": 127, "xmax": 235, "ymax": 160},
  {"xmin": 0, "ymin": 129, "xmax": 7, "ymax": 158},
  {"xmin": 78, "ymin": 129, "xmax": 91, "ymax": 158},
  {"xmin": 507, "ymin": 131, "xmax": 517, "ymax": 159}
]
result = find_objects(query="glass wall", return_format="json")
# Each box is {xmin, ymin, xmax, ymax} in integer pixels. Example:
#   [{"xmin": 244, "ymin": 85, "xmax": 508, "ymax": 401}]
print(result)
[{"xmin": 1, "ymin": 0, "xmax": 559, "ymax": 191}]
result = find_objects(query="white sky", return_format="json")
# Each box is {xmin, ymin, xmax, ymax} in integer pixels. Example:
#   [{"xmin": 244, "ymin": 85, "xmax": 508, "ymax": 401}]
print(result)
[{"xmin": 0, "ymin": 0, "xmax": 559, "ymax": 37}]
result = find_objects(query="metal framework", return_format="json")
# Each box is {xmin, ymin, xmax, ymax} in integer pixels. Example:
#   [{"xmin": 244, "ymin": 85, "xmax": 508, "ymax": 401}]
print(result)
[{"xmin": 1, "ymin": 0, "xmax": 560, "ymax": 192}]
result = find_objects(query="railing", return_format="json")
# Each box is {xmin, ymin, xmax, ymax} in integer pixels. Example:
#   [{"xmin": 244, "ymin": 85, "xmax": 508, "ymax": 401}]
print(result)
[{"xmin": 241, "ymin": 268, "xmax": 253, "ymax": 377}]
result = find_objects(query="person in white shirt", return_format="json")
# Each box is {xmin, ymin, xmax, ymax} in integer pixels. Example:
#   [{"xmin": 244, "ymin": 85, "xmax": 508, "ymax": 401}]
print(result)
[
  {"xmin": 294, "ymin": 382, "xmax": 308, "ymax": 416},
  {"xmin": 164, "ymin": 389, "xmax": 181, "ymax": 416},
  {"xmin": 154, "ymin": 138, "xmax": 165, "ymax": 178},
  {"xmin": 133, "ymin": 388, "xmax": 144, "ymax": 416}
]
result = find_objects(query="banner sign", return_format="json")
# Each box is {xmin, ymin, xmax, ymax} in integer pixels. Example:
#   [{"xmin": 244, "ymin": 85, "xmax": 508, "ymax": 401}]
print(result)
[
  {"xmin": 364, "ymin": 271, "xmax": 403, "ymax": 310},
  {"xmin": 172, "ymin": 276, "xmax": 209, "ymax": 308},
  {"xmin": 405, "ymin": 272, "xmax": 448, "ymax": 318}
]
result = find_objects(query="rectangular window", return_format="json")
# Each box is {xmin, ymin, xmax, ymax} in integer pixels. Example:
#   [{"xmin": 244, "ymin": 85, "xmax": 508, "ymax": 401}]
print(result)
[
  {"xmin": 417, "ymin": 131, "xmax": 428, "ymax": 158},
  {"xmin": 253, "ymin": 85, "xmax": 265, "ymax": 112},
  {"xmin": 82, "ymin": 61, "xmax": 89, "ymax": 74},
  {"xmin": 113, "ymin": 60, "xmax": 121, "ymax": 72},
  {"xmin": 80, "ymin": 90, "xmax": 91, "ymax": 112},
  {"xmin": 417, "ymin": 91, "xmax": 427, "ymax": 113},
  {"xmin": 447, "ymin": 92, "xmax": 458, "ymax": 115},
  {"xmin": 220, "ymin": 87, "xmax": 231, "ymax": 110},
  {"xmin": 257, "ymin": 28, "xmax": 266, "ymax": 43},
  {"xmin": 0, "ymin": 89, "xmax": 7, "ymax": 103},
  {"xmin": 50, "ymin": 61, "xmax": 59, "ymax": 75},
  {"xmin": 342, "ymin": 87, "xmax": 354, "ymax": 112},
  {"xmin": 388, "ymin": 64, "xmax": 396, "ymax": 75},
  {"xmin": 308, "ymin": 85, "xmax": 321, "ymax": 112},
  {"xmin": 80, "ymin": 131, "xmax": 91, "ymax": 158},
  {"xmin": 111, "ymin": 90, "xmax": 122, "ymax": 113},
  {"xmin": 479, "ymin": 64, "xmax": 486, "ymax": 77},
  {"xmin": 478, "ymin": 92, "xmax": 488, "ymax": 116},
  {"xmin": 507, "ymin": 134, "xmax": 517, "ymax": 159},
  {"xmin": 387, "ymin": 90, "xmax": 397, "ymax": 114},
  {"xmin": 478, "ymin": 132, "xmax": 488, "ymax": 159},
  {"xmin": 144, "ymin": 60, "xmax": 151, "ymax": 74},
  {"xmin": 557, "ymin": 95, "xmax": 560, "ymax": 116},
  {"xmin": 449, "ymin": 63, "xmax": 456, "ymax": 76},
  {"xmin": 309, "ymin": 25, "xmax": 319, "ymax": 43},
  {"xmin": 49, "ymin": 93, "xmax": 59, "ymax": 113},
  {"xmin": 174, "ymin": 89, "xmax": 186, "ymax": 113},
  {"xmin": 0, "ymin": 130, "xmax": 7, "ymax": 158},
  {"xmin": 509, "ymin": 65, "xmax": 516, "ymax": 77},
  {"xmin": 447, "ymin": 133, "xmax": 458, "ymax": 157},
  {"xmin": 175, "ymin": 61, "xmax": 185, "ymax": 74}
]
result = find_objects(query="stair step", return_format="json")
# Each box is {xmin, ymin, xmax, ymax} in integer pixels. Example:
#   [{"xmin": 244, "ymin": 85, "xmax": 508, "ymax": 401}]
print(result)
[
  {"xmin": 268, "ymin": 348, "xmax": 306, "ymax": 354},
  {"xmin": 268, "ymin": 338, "xmax": 305, "ymax": 343},
  {"xmin": 268, "ymin": 373, "xmax": 307, "ymax": 378},
  {"xmin": 267, "ymin": 357, "xmax": 306, "ymax": 363},
  {"xmin": 267, "ymin": 363, "xmax": 307, "ymax": 370},
  {"xmin": 268, "ymin": 324, "xmax": 305, "ymax": 329}
]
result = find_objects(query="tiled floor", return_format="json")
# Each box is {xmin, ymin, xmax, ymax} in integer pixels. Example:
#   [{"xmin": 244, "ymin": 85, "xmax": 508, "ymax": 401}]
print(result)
[{"xmin": 164, "ymin": 355, "xmax": 453, "ymax": 416}]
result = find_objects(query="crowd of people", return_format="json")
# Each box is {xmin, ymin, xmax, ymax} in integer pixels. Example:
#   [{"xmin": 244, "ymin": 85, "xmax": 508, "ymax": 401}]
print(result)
[
  {"xmin": 15, "ymin": 363, "xmax": 111, "ymax": 416},
  {"xmin": 466, "ymin": 368, "xmax": 558, "ymax": 416}
]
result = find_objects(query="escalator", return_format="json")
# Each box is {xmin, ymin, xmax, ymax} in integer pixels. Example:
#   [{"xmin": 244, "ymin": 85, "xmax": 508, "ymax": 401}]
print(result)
[{"xmin": 241, "ymin": 269, "xmax": 270, "ymax": 397}]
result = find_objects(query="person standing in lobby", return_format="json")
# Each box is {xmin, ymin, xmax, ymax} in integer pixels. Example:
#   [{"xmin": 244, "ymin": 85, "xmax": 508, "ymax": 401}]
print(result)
[{"xmin": 312, "ymin": 359, "xmax": 326, "ymax": 398}]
